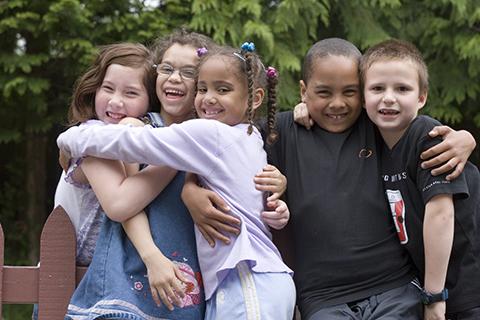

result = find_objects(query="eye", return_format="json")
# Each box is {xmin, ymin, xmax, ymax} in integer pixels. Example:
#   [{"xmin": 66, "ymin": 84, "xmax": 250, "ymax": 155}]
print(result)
[
  {"xmin": 397, "ymin": 86, "xmax": 411, "ymax": 92},
  {"xmin": 370, "ymin": 86, "xmax": 383, "ymax": 92},
  {"xmin": 126, "ymin": 90, "xmax": 140, "ymax": 96},
  {"xmin": 316, "ymin": 90, "xmax": 330, "ymax": 98},
  {"xmin": 157, "ymin": 64, "xmax": 173, "ymax": 74},
  {"xmin": 196, "ymin": 86, "xmax": 207, "ymax": 94},
  {"xmin": 344, "ymin": 89, "xmax": 358, "ymax": 97},
  {"xmin": 217, "ymin": 87, "xmax": 231, "ymax": 94},
  {"xmin": 101, "ymin": 84, "xmax": 114, "ymax": 92},
  {"xmin": 180, "ymin": 68, "xmax": 197, "ymax": 79}
]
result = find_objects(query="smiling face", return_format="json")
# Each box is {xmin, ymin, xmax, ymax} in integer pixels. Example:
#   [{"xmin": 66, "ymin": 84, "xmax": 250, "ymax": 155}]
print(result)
[
  {"xmin": 364, "ymin": 59, "xmax": 427, "ymax": 147},
  {"xmin": 94, "ymin": 64, "xmax": 149, "ymax": 124},
  {"xmin": 300, "ymin": 55, "xmax": 362, "ymax": 133},
  {"xmin": 156, "ymin": 43, "xmax": 198, "ymax": 125},
  {"xmin": 194, "ymin": 55, "xmax": 263, "ymax": 126}
]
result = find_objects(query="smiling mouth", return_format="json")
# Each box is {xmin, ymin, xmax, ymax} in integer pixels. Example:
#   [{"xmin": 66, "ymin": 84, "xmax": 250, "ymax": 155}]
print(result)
[
  {"xmin": 106, "ymin": 111, "xmax": 126, "ymax": 120},
  {"xmin": 164, "ymin": 89, "xmax": 185, "ymax": 98},
  {"xmin": 379, "ymin": 109, "xmax": 400, "ymax": 115},
  {"xmin": 327, "ymin": 113, "xmax": 347, "ymax": 120},
  {"xmin": 202, "ymin": 109, "xmax": 222, "ymax": 117}
]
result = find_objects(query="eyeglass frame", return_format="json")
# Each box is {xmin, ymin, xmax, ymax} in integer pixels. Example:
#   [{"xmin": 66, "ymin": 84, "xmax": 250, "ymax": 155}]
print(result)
[{"xmin": 152, "ymin": 63, "xmax": 197, "ymax": 80}]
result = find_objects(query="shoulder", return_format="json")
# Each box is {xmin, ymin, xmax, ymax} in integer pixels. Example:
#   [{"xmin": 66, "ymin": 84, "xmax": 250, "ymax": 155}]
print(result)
[{"xmin": 406, "ymin": 115, "xmax": 442, "ymax": 143}]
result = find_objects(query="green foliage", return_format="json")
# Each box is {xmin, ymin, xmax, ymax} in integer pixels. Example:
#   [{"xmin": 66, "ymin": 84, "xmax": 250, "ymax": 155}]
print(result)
[{"xmin": 0, "ymin": 2, "xmax": 479, "ymax": 297}]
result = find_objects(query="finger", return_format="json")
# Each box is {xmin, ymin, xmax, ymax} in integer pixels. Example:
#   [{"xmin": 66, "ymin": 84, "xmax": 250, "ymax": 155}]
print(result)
[
  {"xmin": 206, "ymin": 208, "xmax": 241, "ymax": 226},
  {"xmin": 150, "ymin": 287, "xmax": 161, "ymax": 306},
  {"xmin": 430, "ymin": 158, "xmax": 457, "ymax": 176},
  {"xmin": 446, "ymin": 162, "xmax": 464, "ymax": 181},
  {"xmin": 308, "ymin": 118, "xmax": 314, "ymax": 129},
  {"xmin": 262, "ymin": 164, "xmax": 276, "ymax": 172},
  {"xmin": 209, "ymin": 193, "xmax": 230, "ymax": 212},
  {"xmin": 421, "ymin": 150, "xmax": 451, "ymax": 168},
  {"xmin": 254, "ymin": 176, "xmax": 279, "ymax": 185},
  {"xmin": 428, "ymin": 125, "xmax": 452, "ymax": 138},
  {"xmin": 158, "ymin": 289, "xmax": 174, "ymax": 311},
  {"xmin": 211, "ymin": 220, "xmax": 241, "ymax": 235},
  {"xmin": 165, "ymin": 283, "xmax": 182, "ymax": 307},
  {"xmin": 203, "ymin": 225, "xmax": 232, "ymax": 244},
  {"xmin": 197, "ymin": 225, "xmax": 215, "ymax": 247},
  {"xmin": 266, "ymin": 192, "xmax": 281, "ymax": 202},
  {"xmin": 420, "ymin": 140, "xmax": 451, "ymax": 161}
]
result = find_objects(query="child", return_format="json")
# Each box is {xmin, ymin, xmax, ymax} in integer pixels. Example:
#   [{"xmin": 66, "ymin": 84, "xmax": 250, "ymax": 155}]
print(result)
[
  {"xmin": 53, "ymin": 42, "xmax": 170, "ymax": 267},
  {"xmin": 185, "ymin": 38, "xmax": 477, "ymax": 320},
  {"xmin": 57, "ymin": 43, "xmax": 296, "ymax": 319},
  {"xmin": 61, "ymin": 31, "xmax": 214, "ymax": 319},
  {"xmin": 360, "ymin": 39, "xmax": 480, "ymax": 320}
]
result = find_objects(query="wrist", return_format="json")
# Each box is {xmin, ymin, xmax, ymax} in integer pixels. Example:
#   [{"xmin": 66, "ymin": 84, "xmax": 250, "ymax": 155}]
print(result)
[{"xmin": 420, "ymin": 288, "xmax": 448, "ymax": 305}]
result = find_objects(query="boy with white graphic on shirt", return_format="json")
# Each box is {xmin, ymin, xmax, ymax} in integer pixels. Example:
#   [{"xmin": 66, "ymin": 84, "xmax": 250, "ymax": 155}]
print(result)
[{"xmin": 360, "ymin": 38, "xmax": 480, "ymax": 320}]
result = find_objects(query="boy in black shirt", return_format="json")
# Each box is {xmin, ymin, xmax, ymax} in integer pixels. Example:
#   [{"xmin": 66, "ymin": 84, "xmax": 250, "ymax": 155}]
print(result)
[
  {"xmin": 360, "ymin": 39, "xmax": 480, "ymax": 319},
  {"xmin": 182, "ymin": 38, "xmax": 476, "ymax": 319}
]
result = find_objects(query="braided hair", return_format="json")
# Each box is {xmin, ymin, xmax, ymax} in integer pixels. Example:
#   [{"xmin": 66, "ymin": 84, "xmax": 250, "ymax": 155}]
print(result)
[{"xmin": 197, "ymin": 44, "xmax": 278, "ymax": 144}]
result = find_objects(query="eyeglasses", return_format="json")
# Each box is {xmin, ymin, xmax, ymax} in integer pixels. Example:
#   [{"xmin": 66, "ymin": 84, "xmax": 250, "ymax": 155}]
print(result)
[{"xmin": 153, "ymin": 63, "xmax": 197, "ymax": 80}]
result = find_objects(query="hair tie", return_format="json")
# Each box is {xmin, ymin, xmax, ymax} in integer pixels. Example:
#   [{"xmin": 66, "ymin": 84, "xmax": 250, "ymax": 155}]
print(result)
[
  {"xmin": 266, "ymin": 66, "xmax": 278, "ymax": 79},
  {"xmin": 241, "ymin": 42, "xmax": 255, "ymax": 52},
  {"xmin": 196, "ymin": 47, "xmax": 208, "ymax": 57}
]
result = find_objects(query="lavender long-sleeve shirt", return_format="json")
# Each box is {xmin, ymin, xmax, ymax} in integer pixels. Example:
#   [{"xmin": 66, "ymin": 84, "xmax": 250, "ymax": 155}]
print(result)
[{"xmin": 57, "ymin": 119, "xmax": 292, "ymax": 299}]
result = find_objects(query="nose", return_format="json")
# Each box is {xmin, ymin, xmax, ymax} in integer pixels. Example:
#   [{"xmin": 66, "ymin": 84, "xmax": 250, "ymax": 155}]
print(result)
[
  {"xmin": 329, "ymin": 94, "xmax": 347, "ymax": 109},
  {"xmin": 382, "ymin": 89, "xmax": 396, "ymax": 104},
  {"xmin": 167, "ymin": 69, "xmax": 182, "ymax": 82},
  {"xmin": 203, "ymin": 92, "xmax": 217, "ymax": 105},
  {"xmin": 108, "ymin": 92, "xmax": 124, "ymax": 109}
]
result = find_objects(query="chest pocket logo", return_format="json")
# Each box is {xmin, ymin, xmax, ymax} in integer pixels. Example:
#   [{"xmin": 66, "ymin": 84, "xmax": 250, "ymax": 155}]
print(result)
[
  {"xmin": 386, "ymin": 189, "xmax": 408, "ymax": 244},
  {"xmin": 358, "ymin": 148, "xmax": 373, "ymax": 158}
]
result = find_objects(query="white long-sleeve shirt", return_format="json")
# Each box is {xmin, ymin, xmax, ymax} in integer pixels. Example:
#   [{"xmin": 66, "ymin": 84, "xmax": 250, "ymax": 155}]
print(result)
[{"xmin": 57, "ymin": 118, "xmax": 292, "ymax": 299}]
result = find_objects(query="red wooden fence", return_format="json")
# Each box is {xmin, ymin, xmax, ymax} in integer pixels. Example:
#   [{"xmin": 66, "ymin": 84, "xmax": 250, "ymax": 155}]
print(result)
[{"xmin": 0, "ymin": 206, "xmax": 87, "ymax": 319}]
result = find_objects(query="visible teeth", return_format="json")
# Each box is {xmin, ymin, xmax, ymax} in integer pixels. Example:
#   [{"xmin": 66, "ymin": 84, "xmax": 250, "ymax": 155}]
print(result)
[
  {"xmin": 205, "ymin": 110, "xmax": 221, "ymax": 115},
  {"xmin": 328, "ymin": 114, "xmax": 345, "ymax": 119},
  {"xmin": 165, "ymin": 89, "xmax": 184, "ymax": 96},
  {"xmin": 380, "ymin": 109, "xmax": 399, "ymax": 115},
  {"xmin": 107, "ymin": 112, "xmax": 125, "ymax": 119}
]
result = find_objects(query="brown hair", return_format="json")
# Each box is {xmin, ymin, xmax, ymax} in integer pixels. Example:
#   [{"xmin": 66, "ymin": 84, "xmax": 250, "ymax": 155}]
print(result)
[
  {"xmin": 150, "ymin": 27, "xmax": 215, "ymax": 65},
  {"xmin": 198, "ymin": 45, "xmax": 279, "ymax": 144},
  {"xmin": 359, "ymin": 39, "xmax": 429, "ymax": 94},
  {"xmin": 302, "ymin": 38, "xmax": 361, "ymax": 84},
  {"xmin": 68, "ymin": 42, "xmax": 158, "ymax": 125}
]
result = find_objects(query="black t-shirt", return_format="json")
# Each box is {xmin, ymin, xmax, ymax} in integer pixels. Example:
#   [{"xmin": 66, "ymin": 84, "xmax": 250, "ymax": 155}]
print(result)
[
  {"xmin": 263, "ymin": 110, "xmax": 414, "ymax": 318},
  {"xmin": 381, "ymin": 115, "xmax": 480, "ymax": 313}
]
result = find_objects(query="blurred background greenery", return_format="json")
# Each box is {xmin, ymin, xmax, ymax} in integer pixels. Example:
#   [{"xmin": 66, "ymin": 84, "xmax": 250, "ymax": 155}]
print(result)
[{"xmin": 0, "ymin": 0, "xmax": 479, "ymax": 318}]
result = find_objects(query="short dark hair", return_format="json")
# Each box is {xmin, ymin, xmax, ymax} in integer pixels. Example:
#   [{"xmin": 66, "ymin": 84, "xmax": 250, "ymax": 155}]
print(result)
[{"xmin": 302, "ymin": 38, "xmax": 361, "ymax": 84}]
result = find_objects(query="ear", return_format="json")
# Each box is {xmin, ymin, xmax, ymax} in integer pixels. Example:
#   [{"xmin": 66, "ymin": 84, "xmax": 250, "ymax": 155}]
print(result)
[
  {"xmin": 418, "ymin": 91, "xmax": 428, "ymax": 109},
  {"xmin": 252, "ymin": 87, "xmax": 265, "ymax": 110},
  {"xmin": 300, "ymin": 80, "xmax": 307, "ymax": 102}
]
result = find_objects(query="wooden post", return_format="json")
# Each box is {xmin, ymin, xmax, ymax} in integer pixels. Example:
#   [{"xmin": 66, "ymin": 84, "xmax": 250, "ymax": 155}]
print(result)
[
  {"xmin": 37, "ymin": 206, "xmax": 76, "ymax": 319},
  {"xmin": 0, "ymin": 222, "xmax": 4, "ymax": 318}
]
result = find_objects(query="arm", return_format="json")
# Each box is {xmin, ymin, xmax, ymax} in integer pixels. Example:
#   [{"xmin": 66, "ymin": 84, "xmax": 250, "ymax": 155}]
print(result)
[
  {"xmin": 181, "ymin": 173, "xmax": 241, "ymax": 247},
  {"xmin": 254, "ymin": 164, "xmax": 287, "ymax": 201},
  {"xmin": 420, "ymin": 126, "xmax": 476, "ymax": 180},
  {"xmin": 57, "ymin": 120, "xmax": 220, "ymax": 176},
  {"xmin": 423, "ymin": 194, "xmax": 454, "ymax": 320},
  {"xmin": 81, "ymin": 157, "xmax": 176, "ymax": 222},
  {"xmin": 122, "ymin": 212, "xmax": 186, "ymax": 310}
]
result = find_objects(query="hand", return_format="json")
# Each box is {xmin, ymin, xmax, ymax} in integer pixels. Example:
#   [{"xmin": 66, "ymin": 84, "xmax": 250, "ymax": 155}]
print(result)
[
  {"xmin": 293, "ymin": 102, "xmax": 314, "ymax": 130},
  {"xmin": 261, "ymin": 199, "xmax": 290, "ymax": 230},
  {"xmin": 143, "ymin": 249, "xmax": 188, "ymax": 311},
  {"xmin": 254, "ymin": 164, "xmax": 287, "ymax": 201},
  {"xmin": 59, "ymin": 149, "xmax": 71, "ymax": 172},
  {"xmin": 119, "ymin": 116, "xmax": 145, "ymax": 127},
  {"xmin": 182, "ymin": 177, "xmax": 240, "ymax": 247},
  {"xmin": 423, "ymin": 301, "xmax": 446, "ymax": 320},
  {"xmin": 420, "ymin": 126, "xmax": 476, "ymax": 180}
]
